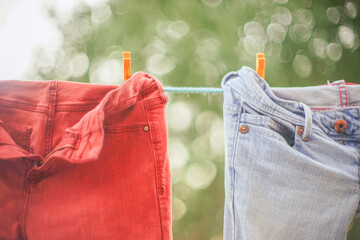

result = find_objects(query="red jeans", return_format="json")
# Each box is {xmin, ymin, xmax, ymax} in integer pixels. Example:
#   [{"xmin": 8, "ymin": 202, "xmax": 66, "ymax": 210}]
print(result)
[{"xmin": 0, "ymin": 73, "xmax": 172, "ymax": 240}]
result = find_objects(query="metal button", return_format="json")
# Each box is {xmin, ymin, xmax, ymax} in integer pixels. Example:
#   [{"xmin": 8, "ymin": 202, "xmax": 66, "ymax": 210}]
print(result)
[
  {"xmin": 339, "ymin": 140, "xmax": 345, "ymax": 145},
  {"xmin": 334, "ymin": 120, "xmax": 347, "ymax": 133},
  {"xmin": 144, "ymin": 125, "xmax": 149, "ymax": 132},
  {"xmin": 239, "ymin": 124, "xmax": 249, "ymax": 134},
  {"xmin": 297, "ymin": 126, "xmax": 304, "ymax": 136}
]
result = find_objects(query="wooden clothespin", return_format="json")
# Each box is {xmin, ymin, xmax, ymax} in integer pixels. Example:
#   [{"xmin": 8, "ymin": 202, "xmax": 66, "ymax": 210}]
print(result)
[
  {"xmin": 123, "ymin": 51, "xmax": 131, "ymax": 81},
  {"xmin": 256, "ymin": 53, "xmax": 265, "ymax": 80}
]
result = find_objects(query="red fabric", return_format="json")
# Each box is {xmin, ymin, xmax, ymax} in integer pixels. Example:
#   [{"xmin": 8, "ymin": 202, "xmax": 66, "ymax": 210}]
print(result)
[
  {"xmin": 320, "ymin": 82, "xmax": 358, "ymax": 86},
  {"xmin": 0, "ymin": 73, "xmax": 172, "ymax": 240}
]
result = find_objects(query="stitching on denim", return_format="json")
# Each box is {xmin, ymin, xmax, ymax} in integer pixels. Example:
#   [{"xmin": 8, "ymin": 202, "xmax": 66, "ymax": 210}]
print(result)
[
  {"xmin": 20, "ymin": 170, "xmax": 33, "ymax": 240},
  {"xmin": 328, "ymin": 135, "xmax": 360, "ymax": 141},
  {"xmin": 104, "ymin": 78, "xmax": 162, "ymax": 114},
  {"xmin": 229, "ymin": 80, "xmax": 304, "ymax": 126},
  {"xmin": 223, "ymin": 102, "xmax": 241, "ymax": 114},
  {"xmin": 141, "ymin": 84, "xmax": 158, "ymax": 96},
  {"xmin": 232, "ymin": 109, "xmax": 242, "ymax": 240},
  {"xmin": 149, "ymin": 117, "xmax": 164, "ymax": 194},
  {"xmin": 335, "ymin": 83, "xmax": 344, "ymax": 108},
  {"xmin": 103, "ymin": 95, "xmax": 138, "ymax": 113},
  {"xmin": 140, "ymin": 73, "xmax": 167, "ymax": 102},
  {"xmin": 0, "ymin": 97, "xmax": 48, "ymax": 109},
  {"xmin": 144, "ymin": 97, "xmax": 164, "ymax": 109},
  {"xmin": 57, "ymin": 102, "xmax": 100, "ymax": 106},
  {"xmin": 144, "ymin": 101, "xmax": 165, "ymax": 239},
  {"xmin": 259, "ymin": 101, "xmax": 302, "ymax": 123},
  {"xmin": 344, "ymin": 84, "xmax": 349, "ymax": 107},
  {"xmin": 56, "ymin": 103, "xmax": 99, "ymax": 112},
  {"xmin": 228, "ymin": 77, "xmax": 331, "ymax": 134},
  {"xmin": 70, "ymin": 77, "xmax": 165, "ymax": 163},
  {"xmin": 311, "ymin": 107, "xmax": 337, "ymax": 110},
  {"xmin": 356, "ymin": 155, "xmax": 360, "ymax": 191},
  {"xmin": 243, "ymin": 114, "xmax": 298, "ymax": 147},
  {"xmin": 44, "ymin": 81, "xmax": 58, "ymax": 156},
  {"xmin": 25, "ymin": 126, "xmax": 33, "ymax": 153},
  {"xmin": 104, "ymin": 125, "xmax": 147, "ymax": 133},
  {"xmin": 0, "ymin": 100, "xmax": 47, "ymax": 113}
]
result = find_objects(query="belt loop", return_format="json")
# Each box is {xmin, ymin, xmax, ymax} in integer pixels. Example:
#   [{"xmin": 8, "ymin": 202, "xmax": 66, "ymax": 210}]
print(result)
[
  {"xmin": 300, "ymin": 102, "xmax": 312, "ymax": 141},
  {"xmin": 331, "ymin": 80, "xmax": 348, "ymax": 108}
]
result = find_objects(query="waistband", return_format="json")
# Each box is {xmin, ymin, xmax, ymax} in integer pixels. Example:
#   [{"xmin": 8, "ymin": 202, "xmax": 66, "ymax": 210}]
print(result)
[
  {"xmin": 0, "ymin": 73, "xmax": 166, "ymax": 113},
  {"xmin": 221, "ymin": 66, "xmax": 360, "ymax": 140},
  {"xmin": 0, "ymin": 72, "xmax": 168, "ymax": 162}
]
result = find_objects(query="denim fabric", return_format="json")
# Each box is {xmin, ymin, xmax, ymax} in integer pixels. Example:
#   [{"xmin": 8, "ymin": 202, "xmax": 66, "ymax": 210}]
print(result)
[
  {"xmin": 0, "ymin": 73, "xmax": 172, "ymax": 240},
  {"xmin": 222, "ymin": 66, "xmax": 360, "ymax": 240}
]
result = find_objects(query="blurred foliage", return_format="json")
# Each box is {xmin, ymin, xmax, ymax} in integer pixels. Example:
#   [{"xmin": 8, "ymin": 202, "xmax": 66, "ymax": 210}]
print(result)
[{"xmin": 32, "ymin": 0, "xmax": 360, "ymax": 239}]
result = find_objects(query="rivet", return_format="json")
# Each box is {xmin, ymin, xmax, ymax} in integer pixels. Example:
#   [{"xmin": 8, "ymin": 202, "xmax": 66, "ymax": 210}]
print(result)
[
  {"xmin": 297, "ymin": 126, "xmax": 304, "ymax": 136},
  {"xmin": 339, "ymin": 140, "xmax": 344, "ymax": 145},
  {"xmin": 239, "ymin": 124, "xmax": 249, "ymax": 134},
  {"xmin": 144, "ymin": 125, "xmax": 149, "ymax": 132}
]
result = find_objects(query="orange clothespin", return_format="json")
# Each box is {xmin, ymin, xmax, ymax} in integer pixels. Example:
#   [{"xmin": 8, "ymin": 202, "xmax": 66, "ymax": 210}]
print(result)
[
  {"xmin": 123, "ymin": 51, "xmax": 131, "ymax": 81},
  {"xmin": 256, "ymin": 53, "xmax": 265, "ymax": 80}
]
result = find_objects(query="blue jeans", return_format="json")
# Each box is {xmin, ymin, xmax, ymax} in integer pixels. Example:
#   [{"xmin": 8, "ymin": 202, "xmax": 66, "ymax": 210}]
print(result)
[{"xmin": 222, "ymin": 66, "xmax": 360, "ymax": 240}]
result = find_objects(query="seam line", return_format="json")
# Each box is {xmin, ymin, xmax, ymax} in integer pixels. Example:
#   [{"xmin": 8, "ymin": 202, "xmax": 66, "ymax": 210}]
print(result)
[
  {"xmin": 144, "ymin": 102, "xmax": 165, "ymax": 239},
  {"xmin": 344, "ymin": 85, "xmax": 349, "ymax": 107},
  {"xmin": 335, "ymin": 83, "xmax": 344, "ymax": 108},
  {"xmin": 44, "ymin": 81, "xmax": 58, "ymax": 156}
]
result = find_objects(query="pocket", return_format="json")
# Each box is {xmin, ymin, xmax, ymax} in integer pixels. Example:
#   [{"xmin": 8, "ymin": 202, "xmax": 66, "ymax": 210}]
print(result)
[{"xmin": 239, "ymin": 112, "xmax": 301, "ymax": 149}]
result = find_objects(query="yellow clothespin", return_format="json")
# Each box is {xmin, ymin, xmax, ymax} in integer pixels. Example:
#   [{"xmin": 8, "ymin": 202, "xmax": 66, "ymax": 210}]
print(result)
[
  {"xmin": 123, "ymin": 51, "xmax": 131, "ymax": 81},
  {"xmin": 256, "ymin": 53, "xmax": 265, "ymax": 80}
]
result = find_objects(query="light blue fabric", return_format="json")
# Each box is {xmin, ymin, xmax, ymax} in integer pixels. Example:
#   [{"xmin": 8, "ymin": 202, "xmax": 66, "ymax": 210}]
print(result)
[{"xmin": 222, "ymin": 66, "xmax": 360, "ymax": 240}]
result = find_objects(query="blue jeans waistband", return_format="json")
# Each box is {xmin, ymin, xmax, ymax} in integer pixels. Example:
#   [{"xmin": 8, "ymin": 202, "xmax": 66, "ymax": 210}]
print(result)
[{"xmin": 222, "ymin": 66, "xmax": 360, "ymax": 140}]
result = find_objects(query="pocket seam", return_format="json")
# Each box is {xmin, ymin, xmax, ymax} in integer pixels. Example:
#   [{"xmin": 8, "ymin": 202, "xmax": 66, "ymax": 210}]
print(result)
[
  {"xmin": 230, "ymin": 109, "xmax": 242, "ymax": 238},
  {"xmin": 240, "ymin": 113, "xmax": 300, "ymax": 150},
  {"xmin": 104, "ymin": 125, "xmax": 148, "ymax": 133}
]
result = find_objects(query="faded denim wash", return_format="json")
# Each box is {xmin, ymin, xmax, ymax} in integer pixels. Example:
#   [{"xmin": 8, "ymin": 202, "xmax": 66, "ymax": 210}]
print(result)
[
  {"xmin": 222, "ymin": 66, "xmax": 360, "ymax": 240},
  {"xmin": 0, "ymin": 73, "xmax": 172, "ymax": 240}
]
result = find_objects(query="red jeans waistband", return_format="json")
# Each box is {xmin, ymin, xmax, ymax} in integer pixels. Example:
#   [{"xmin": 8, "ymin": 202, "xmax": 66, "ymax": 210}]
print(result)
[{"xmin": 0, "ymin": 72, "xmax": 168, "ymax": 163}]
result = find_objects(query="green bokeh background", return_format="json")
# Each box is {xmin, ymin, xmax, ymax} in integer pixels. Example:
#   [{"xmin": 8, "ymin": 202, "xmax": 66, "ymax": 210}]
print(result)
[{"xmin": 33, "ymin": 0, "xmax": 360, "ymax": 239}]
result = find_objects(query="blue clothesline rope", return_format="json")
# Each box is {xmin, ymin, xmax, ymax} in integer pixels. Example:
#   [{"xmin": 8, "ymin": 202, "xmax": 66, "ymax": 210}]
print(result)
[{"xmin": 163, "ymin": 86, "xmax": 224, "ymax": 94}]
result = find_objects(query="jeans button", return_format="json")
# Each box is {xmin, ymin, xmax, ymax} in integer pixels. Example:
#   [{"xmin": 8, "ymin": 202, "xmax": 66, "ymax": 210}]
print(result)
[
  {"xmin": 334, "ymin": 120, "xmax": 347, "ymax": 133},
  {"xmin": 297, "ymin": 126, "xmax": 304, "ymax": 136}
]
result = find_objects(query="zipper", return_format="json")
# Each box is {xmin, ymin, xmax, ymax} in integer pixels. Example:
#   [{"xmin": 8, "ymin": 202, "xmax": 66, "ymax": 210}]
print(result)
[
  {"xmin": 31, "ymin": 144, "xmax": 76, "ymax": 168},
  {"xmin": 19, "ymin": 144, "xmax": 76, "ymax": 238}
]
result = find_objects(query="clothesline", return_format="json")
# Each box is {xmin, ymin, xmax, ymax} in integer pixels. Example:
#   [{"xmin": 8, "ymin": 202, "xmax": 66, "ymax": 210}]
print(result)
[
  {"xmin": 163, "ymin": 86, "xmax": 224, "ymax": 94},
  {"xmin": 123, "ymin": 52, "xmax": 266, "ymax": 93}
]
